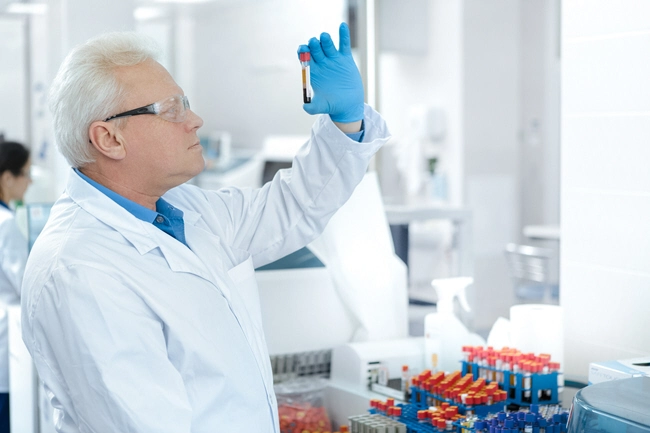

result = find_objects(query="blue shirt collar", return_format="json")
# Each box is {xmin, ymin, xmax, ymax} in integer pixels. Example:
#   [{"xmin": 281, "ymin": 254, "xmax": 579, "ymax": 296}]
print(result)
[
  {"xmin": 74, "ymin": 168, "xmax": 188, "ymax": 246},
  {"xmin": 74, "ymin": 168, "xmax": 158, "ymax": 223},
  {"xmin": 0, "ymin": 200, "xmax": 10, "ymax": 211}
]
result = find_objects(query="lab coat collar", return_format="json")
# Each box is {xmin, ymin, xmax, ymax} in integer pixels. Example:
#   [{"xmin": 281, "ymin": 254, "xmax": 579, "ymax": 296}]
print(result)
[
  {"xmin": 66, "ymin": 168, "xmax": 201, "ymax": 255},
  {"xmin": 65, "ymin": 170, "xmax": 225, "ymax": 291}
]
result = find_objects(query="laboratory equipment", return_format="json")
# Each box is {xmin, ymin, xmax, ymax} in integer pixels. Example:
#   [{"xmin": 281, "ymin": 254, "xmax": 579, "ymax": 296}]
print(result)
[
  {"xmin": 409, "ymin": 370, "xmax": 507, "ymax": 414},
  {"xmin": 567, "ymin": 376, "xmax": 650, "ymax": 433},
  {"xmin": 257, "ymin": 172, "xmax": 408, "ymax": 356},
  {"xmin": 194, "ymin": 149, "xmax": 263, "ymax": 190},
  {"xmin": 404, "ymin": 346, "xmax": 562, "ymax": 419},
  {"xmin": 460, "ymin": 347, "xmax": 560, "ymax": 407},
  {"xmin": 504, "ymin": 243, "xmax": 558, "ymax": 304},
  {"xmin": 349, "ymin": 413, "xmax": 407, "ymax": 433},
  {"xmin": 300, "ymin": 51, "xmax": 312, "ymax": 103},
  {"xmin": 341, "ymin": 342, "xmax": 567, "ymax": 432},
  {"xmin": 362, "ymin": 397, "xmax": 569, "ymax": 433},
  {"xmin": 588, "ymin": 357, "xmax": 650, "ymax": 385},
  {"xmin": 382, "ymin": 202, "xmax": 473, "ymax": 283},
  {"xmin": 330, "ymin": 337, "xmax": 425, "ymax": 400},
  {"xmin": 202, "ymin": 130, "xmax": 232, "ymax": 169}
]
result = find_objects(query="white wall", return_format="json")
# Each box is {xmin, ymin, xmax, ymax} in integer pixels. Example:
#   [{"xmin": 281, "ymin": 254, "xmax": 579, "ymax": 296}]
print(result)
[
  {"xmin": 562, "ymin": 0, "xmax": 650, "ymax": 380},
  {"xmin": 376, "ymin": 0, "xmax": 464, "ymax": 204},
  {"xmin": 462, "ymin": 0, "xmax": 521, "ymax": 331},
  {"xmin": 22, "ymin": 0, "xmax": 136, "ymax": 203},
  {"xmin": 375, "ymin": 1, "xmax": 560, "ymax": 331},
  {"xmin": 519, "ymin": 0, "xmax": 561, "ymax": 230},
  {"xmin": 24, "ymin": 11, "xmax": 53, "ymax": 203},
  {"xmin": 0, "ymin": 17, "xmax": 27, "ymax": 142}
]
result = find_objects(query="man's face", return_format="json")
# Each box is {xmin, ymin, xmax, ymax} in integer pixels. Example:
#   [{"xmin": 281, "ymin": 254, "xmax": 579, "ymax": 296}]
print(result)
[{"xmin": 114, "ymin": 59, "xmax": 205, "ymax": 191}]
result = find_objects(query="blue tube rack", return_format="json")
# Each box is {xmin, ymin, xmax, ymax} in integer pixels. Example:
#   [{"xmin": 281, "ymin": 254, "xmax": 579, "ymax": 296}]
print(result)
[
  {"xmin": 408, "ymin": 386, "xmax": 504, "ymax": 418},
  {"xmin": 368, "ymin": 403, "xmax": 569, "ymax": 433},
  {"xmin": 461, "ymin": 361, "xmax": 559, "ymax": 406}
]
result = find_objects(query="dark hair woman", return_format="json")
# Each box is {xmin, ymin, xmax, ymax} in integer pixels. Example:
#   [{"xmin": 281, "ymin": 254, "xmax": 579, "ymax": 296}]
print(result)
[{"xmin": 0, "ymin": 141, "xmax": 31, "ymax": 433}]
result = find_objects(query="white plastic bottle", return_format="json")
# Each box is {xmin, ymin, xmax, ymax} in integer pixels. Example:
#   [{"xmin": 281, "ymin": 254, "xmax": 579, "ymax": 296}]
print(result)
[{"xmin": 423, "ymin": 277, "xmax": 486, "ymax": 373}]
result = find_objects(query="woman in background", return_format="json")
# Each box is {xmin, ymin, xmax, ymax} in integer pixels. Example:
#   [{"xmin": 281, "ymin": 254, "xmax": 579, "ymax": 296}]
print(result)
[{"xmin": 0, "ymin": 141, "xmax": 31, "ymax": 433}]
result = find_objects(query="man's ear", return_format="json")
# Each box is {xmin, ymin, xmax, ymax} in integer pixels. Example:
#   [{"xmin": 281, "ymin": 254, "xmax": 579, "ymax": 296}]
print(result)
[{"xmin": 88, "ymin": 121, "xmax": 127, "ymax": 161}]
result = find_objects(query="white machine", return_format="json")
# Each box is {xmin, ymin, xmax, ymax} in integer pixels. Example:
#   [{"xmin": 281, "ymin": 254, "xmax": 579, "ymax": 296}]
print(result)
[
  {"xmin": 325, "ymin": 337, "xmax": 425, "ymax": 427},
  {"xmin": 256, "ymin": 172, "xmax": 410, "ymax": 355},
  {"xmin": 330, "ymin": 337, "xmax": 425, "ymax": 393}
]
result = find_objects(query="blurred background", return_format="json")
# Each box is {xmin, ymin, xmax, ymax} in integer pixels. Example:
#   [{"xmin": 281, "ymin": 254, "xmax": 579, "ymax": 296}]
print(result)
[
  {"xmin": 0, "ymin": 0, "xmax": 561, "ymax": 333},
  {"xmin": 1, "ymin": 2, "xmax": 649, "ymax": 425}
]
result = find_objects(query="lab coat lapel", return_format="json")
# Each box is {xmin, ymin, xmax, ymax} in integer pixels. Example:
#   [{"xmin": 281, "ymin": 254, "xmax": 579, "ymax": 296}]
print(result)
[
  {"xmin": 139, "ymin": 222, "xmax": 223, "ymax": 294},
  {"xmin": 66, "ymin": 170, "xmax": 221, "ymax": 294},
  {"xmin": 183, "ymin": 221, "xmax": 274, "ymax": 390},
  {"xmin": 182, "ymin": 221, "xmax": 233, "ymax": 300}
]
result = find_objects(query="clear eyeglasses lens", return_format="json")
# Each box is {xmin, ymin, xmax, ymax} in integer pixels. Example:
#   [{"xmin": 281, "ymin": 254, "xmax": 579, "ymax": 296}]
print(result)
[{"xmin": 156, "ymin": 95, "xmax": 190, "ymax": 122}]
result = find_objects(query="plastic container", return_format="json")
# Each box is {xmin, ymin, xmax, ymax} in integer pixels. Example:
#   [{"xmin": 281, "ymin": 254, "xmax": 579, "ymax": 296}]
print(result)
[
  {"xmin": 423, "ymin": 277, "xmax": 485, "ymax": 373},
  {"xmin": 567, "ymin": 376, "xmax": 650, "ymax": 433},
  {"xmin": 274, "ymin": 377, "xmax": 332, "ymax": 433}
]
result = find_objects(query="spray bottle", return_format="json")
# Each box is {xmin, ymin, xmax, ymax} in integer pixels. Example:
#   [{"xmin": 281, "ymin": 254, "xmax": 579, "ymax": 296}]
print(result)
[{"xmin": 423, "ymin": 277, "xmax": 486, "ymax": 373}]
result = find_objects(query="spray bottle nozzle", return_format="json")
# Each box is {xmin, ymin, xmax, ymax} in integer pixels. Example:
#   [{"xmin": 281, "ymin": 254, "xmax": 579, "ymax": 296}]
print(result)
[{"xmin": 431, "ymin": 277, "xmax": 473, "ymax": 314}]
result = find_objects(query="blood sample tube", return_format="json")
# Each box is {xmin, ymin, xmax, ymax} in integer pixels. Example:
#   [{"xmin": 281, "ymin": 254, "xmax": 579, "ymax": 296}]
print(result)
[{"xmin": 299, "ymin": 51, "xmax": 312, "ymax": 103}]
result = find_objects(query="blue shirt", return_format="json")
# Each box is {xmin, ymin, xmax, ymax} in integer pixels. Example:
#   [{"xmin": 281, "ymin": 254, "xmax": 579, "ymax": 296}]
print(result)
[
  {"xmin": 347, "ymin": 124, "xmax": 364, "ymax": 142},
  {"xmin": 74, "ymin": 169, "xmax": 188, "ymax": 247},
  {"xmin": 75, "ymin": 125, "xmax": 364, "ymax": 246}
]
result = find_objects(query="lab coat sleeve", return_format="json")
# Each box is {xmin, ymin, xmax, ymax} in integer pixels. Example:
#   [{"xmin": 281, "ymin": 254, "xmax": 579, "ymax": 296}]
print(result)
[
  {"xmin": 208, "ymin": 104, "xmax": 391, "ymax": 268},
  {"xmin": 25, "ymin": 264, "xmax": 192, "ymax": 433},
  {"xmin": 0, "ymin": 217, "xmax": 28, "ymax": 297}
]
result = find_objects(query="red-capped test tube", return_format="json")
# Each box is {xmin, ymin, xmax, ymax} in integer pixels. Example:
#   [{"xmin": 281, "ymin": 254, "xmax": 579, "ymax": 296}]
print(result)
[{"xmin": 300, "ymin": 51, "xmax": 312, "ymax": 103}]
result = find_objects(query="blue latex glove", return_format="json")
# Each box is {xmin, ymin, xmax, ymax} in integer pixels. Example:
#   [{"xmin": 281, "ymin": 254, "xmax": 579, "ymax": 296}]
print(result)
[{"xmin": 297, "ymin": 22, "xmax": 364, "ymax": 123}]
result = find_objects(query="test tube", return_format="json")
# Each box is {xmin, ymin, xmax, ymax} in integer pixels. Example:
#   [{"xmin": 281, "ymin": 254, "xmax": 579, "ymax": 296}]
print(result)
[
  {"xmin": 300, "ymin": 51, "xmax": 312, "ymax": 103},
  {"xmin": 401, "ymin": 365, "xmax": 409, "ymax": 393}
]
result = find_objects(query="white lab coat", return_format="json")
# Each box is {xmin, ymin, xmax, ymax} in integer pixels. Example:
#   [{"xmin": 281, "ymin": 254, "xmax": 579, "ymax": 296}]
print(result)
[
  {"xmin": 0, "ymin": 204, "xmax": 27, "ymax": 393},
  {"xmin": 21, "ymin": 106, "xmax": 389, "ymax": 433}
]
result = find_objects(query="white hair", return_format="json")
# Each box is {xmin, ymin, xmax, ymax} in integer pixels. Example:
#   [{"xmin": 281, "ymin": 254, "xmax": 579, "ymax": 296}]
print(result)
[{"xmin": 48, "ymin": 32, "xmax": 162, "ymax": 168}]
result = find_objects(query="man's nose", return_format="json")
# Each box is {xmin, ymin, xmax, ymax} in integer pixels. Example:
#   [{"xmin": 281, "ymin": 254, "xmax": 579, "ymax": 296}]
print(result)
[{"xmin": 187, "ymin": 109, "xmax": 203, "ymax": 131}]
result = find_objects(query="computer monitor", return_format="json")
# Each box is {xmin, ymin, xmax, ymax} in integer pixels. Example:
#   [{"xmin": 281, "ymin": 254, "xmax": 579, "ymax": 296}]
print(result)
[{"xmin": 261, "ymin": 160, "xmax": 292, "ymax": 185}]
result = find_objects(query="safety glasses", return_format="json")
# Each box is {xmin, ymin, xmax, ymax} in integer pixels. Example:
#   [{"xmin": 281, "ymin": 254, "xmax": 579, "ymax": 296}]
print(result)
[{"xmin": 104, "ymin": 95, "xmax": 191, "ymax": 123}]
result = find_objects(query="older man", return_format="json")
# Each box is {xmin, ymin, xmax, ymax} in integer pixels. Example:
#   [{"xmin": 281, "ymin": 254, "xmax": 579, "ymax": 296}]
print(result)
[{"xmin": 21, "ymin": 23, "xmax": 389, "ymax": 433}]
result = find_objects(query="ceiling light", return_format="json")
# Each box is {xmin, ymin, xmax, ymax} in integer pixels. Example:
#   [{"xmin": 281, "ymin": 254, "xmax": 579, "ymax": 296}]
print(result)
[
  {"xmin": 147, "ymin": 0, "xmax": 211, "ymax": 4},
  {"xmin": 134, "ymin": 6, "xmax": 166, "ymax": 20},
  {"xmin": 5, "ymin": 2, "xmax": 48, "ymax": 14}
]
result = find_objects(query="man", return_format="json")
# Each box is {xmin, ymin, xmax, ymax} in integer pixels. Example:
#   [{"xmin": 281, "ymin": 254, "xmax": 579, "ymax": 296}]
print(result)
[{"xmin": 22, "ymin": 23, "xmax": 389, "ymax": 432}]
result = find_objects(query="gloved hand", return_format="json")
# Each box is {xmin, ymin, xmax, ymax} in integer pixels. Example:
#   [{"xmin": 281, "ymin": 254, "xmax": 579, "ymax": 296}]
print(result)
[{"xmin": 297, "ymin": 22, "xmax": 365, "ymax": 123}]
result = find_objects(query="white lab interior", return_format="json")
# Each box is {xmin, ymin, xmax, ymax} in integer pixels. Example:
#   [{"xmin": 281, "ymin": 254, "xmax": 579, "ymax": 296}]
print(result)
[{"xmin": 0, "ymin": 0, "xmax": 649, "ymax": 431}]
